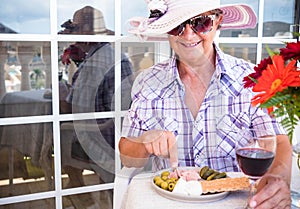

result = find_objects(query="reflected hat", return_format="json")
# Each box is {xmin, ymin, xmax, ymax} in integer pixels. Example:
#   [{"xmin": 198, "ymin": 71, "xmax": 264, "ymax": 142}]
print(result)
[
  {"xmin": 128, "ymin": 0, "xmax": 257, "ymax": 36},
  {"xmin": 59, "ymin": 6, "xmax": 114, "ymax": 35}
]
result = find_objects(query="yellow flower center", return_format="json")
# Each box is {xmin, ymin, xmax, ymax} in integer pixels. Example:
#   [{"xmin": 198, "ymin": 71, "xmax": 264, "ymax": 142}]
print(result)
[{"xmin": 271, "ymin": 79, "xmax": 282, "ymax": 91}]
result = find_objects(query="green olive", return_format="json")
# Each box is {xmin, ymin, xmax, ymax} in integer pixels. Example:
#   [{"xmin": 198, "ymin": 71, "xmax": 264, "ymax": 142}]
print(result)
[
  {"xmin": 160, "ymin": 181, "xmax": 168, "ymax": 190},
  {"xmin": 161, "ymin": 175, "xmax": 168, "ymax": 181},
  {"xmin": 168, "ymin": 182, "xmax": 175, "ymax": 191},
  {"xmin": 161, "ymin": 171, "xmax": 170, "ymax": 177},
  {"xmin": 155, "ymin": 179, "xmax": 164, "ymax": 187},
  {"xmin": 153, "ymin": 176, "xmax": 161, "ymax": 183}
]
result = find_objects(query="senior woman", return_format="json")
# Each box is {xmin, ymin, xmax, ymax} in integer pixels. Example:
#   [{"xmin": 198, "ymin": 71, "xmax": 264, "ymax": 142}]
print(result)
[{"xmin": 119, "ymin": 0, "xmax": 292, "ymax": 208}]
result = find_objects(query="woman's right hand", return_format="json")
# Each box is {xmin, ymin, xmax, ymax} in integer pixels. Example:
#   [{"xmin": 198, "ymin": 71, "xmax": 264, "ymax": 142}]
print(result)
[{"xmin": 141, "ymin": 130, "xmax": 178, "ymax": 167}]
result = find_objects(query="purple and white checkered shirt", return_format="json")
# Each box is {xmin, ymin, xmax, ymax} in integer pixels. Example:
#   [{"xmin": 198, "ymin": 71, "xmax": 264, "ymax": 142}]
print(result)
[{"xmin": 121, "ymin": 45, "xmax": 286, "ymax": 172}]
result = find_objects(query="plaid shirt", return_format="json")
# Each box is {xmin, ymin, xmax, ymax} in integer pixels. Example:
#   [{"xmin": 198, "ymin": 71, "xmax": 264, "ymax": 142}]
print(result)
[
  {"xmin": 66, "ymin": 43, "xmax": 134, "ymax": 149},
  {"xmin": 122, "ymin": 44, "xmax": 286, "ymax": 172},
  {"xmin": 67, "ymin": 42, "xmax": 134, "ymax": 113}
]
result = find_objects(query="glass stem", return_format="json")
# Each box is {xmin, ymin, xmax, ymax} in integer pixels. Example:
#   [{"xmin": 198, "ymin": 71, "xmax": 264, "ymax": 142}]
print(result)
[{"xmin": 247, "ymin": 179, "xmax": 257, "ymax": 209}]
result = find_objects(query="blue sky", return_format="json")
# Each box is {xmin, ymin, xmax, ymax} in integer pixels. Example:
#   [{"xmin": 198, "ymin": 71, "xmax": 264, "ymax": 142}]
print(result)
[{"xmin": 0, "ymin": 0, "xmax": 295, "ymax": 34}]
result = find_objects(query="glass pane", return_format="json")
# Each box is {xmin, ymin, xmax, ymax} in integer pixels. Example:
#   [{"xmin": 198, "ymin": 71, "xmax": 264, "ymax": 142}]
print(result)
[
  {"xmin": 220, "ymin": 0, "xmax": 259, "ymax": 37},
  {"xmin": 121, "ymin": 0, "xmax": 148, "ymax": 35},
  {"xmin": 219, "ymin": 43, "xmax": 257, "ymax": 63},
  {"xmin": 0, "ymin": 123, "xmax": 54, "ymax": 197},
  {"xmin": 261, "ymin": 43, "xmax": 286, "ymax": 59},
  {"xmin": 58, "ymin": 1, "xmax": 115, "ymax": 35},
  {"xmin": 60, "ymin": 119, "xmax": 115, "ymax": 189},
  {"xmin": 0, "ymin": 41, "xmax": 52, "ymax": 118},
  {"xmin": 263, "ymin": 0, "xmax": 296, "ymax": 37},
  {"xmin": 58, "ymin": 42, "xmax": 134, "ymax": 113},
  {"xmin": 63, "ymin": 190, "xmax": 113, "ymax": 209},
  {"xmin": 0, "ymin": 1, "xmax": 50, "ymax": 34},
  {"xmin": 121, "ymin": 42, "xmax": 172, "ymax": 110},
  {"xmin": 0, "ymin": 198, "xmax": 55, "ymax": 209}
]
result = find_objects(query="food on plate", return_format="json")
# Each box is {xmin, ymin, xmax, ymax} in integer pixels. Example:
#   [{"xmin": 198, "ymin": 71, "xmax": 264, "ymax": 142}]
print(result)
[
  {"xmin": 201, "ymin": 176, "xmax": 250, "ymax": 193},
  {"xmin": 153, "ymin": 166, "xmax": 250, "ymax": 195},
  {"xmin": 199, "ymin": 166, "xmax": 227, "ymax": 180},
  {"xmin": 172, "ymin": 178, "xmax": 202, "ymax": 196}
]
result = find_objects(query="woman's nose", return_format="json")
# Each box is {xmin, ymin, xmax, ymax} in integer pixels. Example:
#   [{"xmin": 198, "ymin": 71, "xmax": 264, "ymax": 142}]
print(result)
[{"xmin": 180, "ymin": 24, "xmax": 197, "ymax": 37}]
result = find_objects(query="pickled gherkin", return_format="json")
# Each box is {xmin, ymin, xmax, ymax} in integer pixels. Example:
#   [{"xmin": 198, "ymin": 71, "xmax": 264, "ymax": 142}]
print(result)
[{"xmin": 199, "ymin": 166, "xmax": 227, "ymax": 180}]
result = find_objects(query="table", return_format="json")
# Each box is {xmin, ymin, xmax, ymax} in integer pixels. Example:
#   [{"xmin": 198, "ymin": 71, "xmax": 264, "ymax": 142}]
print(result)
[
  {"xmin": 0, "ymin": 90, "xmax": 53, "ymax": 190},
  {"xmin": 121, "ymin": 156, "xmax": 300, "ymax": 209}
]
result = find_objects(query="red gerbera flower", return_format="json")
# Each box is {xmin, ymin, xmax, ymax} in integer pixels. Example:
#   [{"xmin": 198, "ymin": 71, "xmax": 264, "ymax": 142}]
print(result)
[
  {"xmin": 243, "ymin": 57, "xmax": 272, "ymax": 88},
  {"xmin": 251, "ymin": 55, "xmax": 300, "ymax": 106},
  {"xmin": 280, "ymin": 41, "xmax": 300, "ymax": 61}
]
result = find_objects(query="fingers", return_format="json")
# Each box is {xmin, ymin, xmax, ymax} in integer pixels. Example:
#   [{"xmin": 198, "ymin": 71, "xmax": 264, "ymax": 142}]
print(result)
[
  {"xmin": 167, "ymin": 132, "xmax": 178, "ymax": 167},
  {"xmin": 250, "ymin": 175, "xmax": 291, "ymax": 209},
  {"xmin": 142, "ymin": 130, "xmax": 178, "ymax": 165}
]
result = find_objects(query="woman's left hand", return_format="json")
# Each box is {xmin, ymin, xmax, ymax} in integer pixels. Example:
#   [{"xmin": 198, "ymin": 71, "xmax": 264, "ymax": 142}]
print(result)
[{"xmin": 249, "ymin": 174, "xmax": 291, "ymax": 209}]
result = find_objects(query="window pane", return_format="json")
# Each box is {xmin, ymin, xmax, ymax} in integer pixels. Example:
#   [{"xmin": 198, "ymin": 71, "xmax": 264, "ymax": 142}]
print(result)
[
  {"xmin": 0, "ymin": 0, "xmax": 50, "ymax": 34},
  {"xmin": 0, "ymin": 42, "xmax": 52, "ymax": 117},
  {"xmin": 58, "ymin": 42, "xmax": 134, "ymax": 114},
  {"xmin": 0, "ymin": 122, "xmax": 54, "ymax": 197},
  {"xmin": 60, "ymin": 119, "xmax": 115, "ymax": 188},
  {"xmin": 63, "ymin": 190, "xmax": 113, "ymax": 209},
  {"xmin": 262, "ymin": 43, "xmax": 286, "ymax": 58},
  {"xmin": 0, "ymin": 198, "xmax": 54, "ymax": 209},
  {"xmin": 263, "ymin": 0, "xmax": 296, "ymax": 37},
  {"xmin": 219, "ymin": 43, "xmax": 257, "ymax": 63},
  {"xmin": 220, "ymin": 0, "xmax": 259, "ymax": 37},
  {"xmin": 58, "ymin": 1, "xmax": 115, "ymax": 35},
  {"xmin": 121, "ymin": 0, "xmax": 147, "ymax": 35}
]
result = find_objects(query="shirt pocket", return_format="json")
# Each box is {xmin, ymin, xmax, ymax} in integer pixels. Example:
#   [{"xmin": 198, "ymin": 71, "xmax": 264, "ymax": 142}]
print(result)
[
  {"xmin": 215, "ymin": 112, "xmax": 251, "ymax": 156},
  {"xmin": 129, "ymin": 97, "xmax": 179, "ymax": 134}
]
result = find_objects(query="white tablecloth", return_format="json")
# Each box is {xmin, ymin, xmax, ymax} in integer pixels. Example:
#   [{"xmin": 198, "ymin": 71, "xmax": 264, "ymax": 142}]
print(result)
[{"xmin": 122, "ymin": 156, "xmax": 300, "ymax": 209}]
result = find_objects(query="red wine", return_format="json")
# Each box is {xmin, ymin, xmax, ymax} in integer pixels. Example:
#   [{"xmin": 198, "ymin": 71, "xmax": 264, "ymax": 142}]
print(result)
[{"xmin": 236, "ymin": 148, "xmax": 274, "ymax": 178}]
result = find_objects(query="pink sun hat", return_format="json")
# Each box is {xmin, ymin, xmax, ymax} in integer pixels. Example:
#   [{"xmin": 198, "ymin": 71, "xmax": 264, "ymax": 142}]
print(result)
[{"xmin": 128, "ymin": 0, "xmax": 257, "ymax": 37}]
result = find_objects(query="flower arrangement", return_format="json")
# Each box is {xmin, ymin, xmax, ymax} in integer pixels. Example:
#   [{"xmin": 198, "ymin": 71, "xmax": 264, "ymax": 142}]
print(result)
[{"xmin": 243, "ymin": 35, "xmax": 300, "ymax": 141}]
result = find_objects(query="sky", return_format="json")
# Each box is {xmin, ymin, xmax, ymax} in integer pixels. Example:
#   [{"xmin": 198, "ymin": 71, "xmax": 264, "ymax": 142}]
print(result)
[{"xmin": 0, "ymin": 0, "xmax": 295, "ymax": 34}]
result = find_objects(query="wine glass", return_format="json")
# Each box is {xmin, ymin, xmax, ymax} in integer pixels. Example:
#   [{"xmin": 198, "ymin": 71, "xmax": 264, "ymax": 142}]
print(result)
[
  {"xmin": 291, "ymin": 123, "xmax": 300, "ymax": 208},
  {"xmin": 235, "ymin": 128, "xmax": 276, "ymax": 209}
]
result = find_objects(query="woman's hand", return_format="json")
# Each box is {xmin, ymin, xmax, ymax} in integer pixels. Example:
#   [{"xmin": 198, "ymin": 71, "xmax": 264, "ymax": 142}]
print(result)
[
  {"xmin": 249, "ymin": 174, "xmax": 291, "ymax": 209},
  {"xmin": 141, "ymin": 130, "xmax": 178, "ymax": 167}
]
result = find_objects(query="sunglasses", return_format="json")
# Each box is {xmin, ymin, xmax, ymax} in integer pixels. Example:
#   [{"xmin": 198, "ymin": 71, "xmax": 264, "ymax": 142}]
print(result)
[{"xmin": 167, "ymin": 15, "xmax": 216, "ymax": 36}]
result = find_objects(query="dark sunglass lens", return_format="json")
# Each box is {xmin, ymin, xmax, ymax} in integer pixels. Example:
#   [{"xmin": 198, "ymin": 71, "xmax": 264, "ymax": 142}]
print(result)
[
  {"xmin": 167, "ymin": 24, "xmax": 184, "ymax": 36},
  {"xmin": 192, "ymin": 16, "xmax": 213, "ymax": 34}
]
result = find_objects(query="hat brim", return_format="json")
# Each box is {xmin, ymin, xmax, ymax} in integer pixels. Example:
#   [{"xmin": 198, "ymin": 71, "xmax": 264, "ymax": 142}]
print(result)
[{"xmin": 128, "ymin": 4, "xmax": 257, "ymax": 36}]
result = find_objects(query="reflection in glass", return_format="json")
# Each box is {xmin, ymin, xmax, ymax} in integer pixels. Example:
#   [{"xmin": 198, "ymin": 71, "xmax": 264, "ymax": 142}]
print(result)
[
  {"xmin": 122, "ymin": 42, "xmax": 156, "ymax": 72},
  {"xmin": 0, "ymin": 89, "xmax": 52, "ymax": 118},
  {"xmin": 219, "ymin": 43, "xmax": 257, "ymax": 64},
  {"xmin": 262, "ymin": 44, "xmax": 286, "ymax": 59},
  {"xmin": 219, "ymin": 0, "xmax": 259, "ymax": 37},
  {"xmin": 58, "ymin": 42, "xmax": 134, "ymax": 114},
  {"xmin": 62, "ymin": 190, "xmax": 113, "ymax": 209},
  {"xmin": 58, "ymin": 4, "xmax": 115, "ymax": 35},
  {"xmin": 0, "ymin": 198, "xmax": 55, "ymax": 209},
  {"xmin": 0, "ymin": 123, "xmax": 54, "ymax": 198},
  {"xmin": 0, "ymin": 41, "xmax": 52, "ymax": 97},
  {"xmin": 263, "ymin": 0, "xmax": 296, "ymax": 37},
  {"xmin": 0, "ymin": 0, "xmax": 50, "ymax": 34},
  {"xmin": 60, "ymin": 119, "xmax": 115, "ymax": 189}
]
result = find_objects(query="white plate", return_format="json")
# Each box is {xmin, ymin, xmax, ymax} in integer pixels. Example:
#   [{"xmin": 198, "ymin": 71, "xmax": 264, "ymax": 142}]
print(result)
[{"xmin": 151, "ymin": 167, "xmax": 235, "ymax": 203}]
